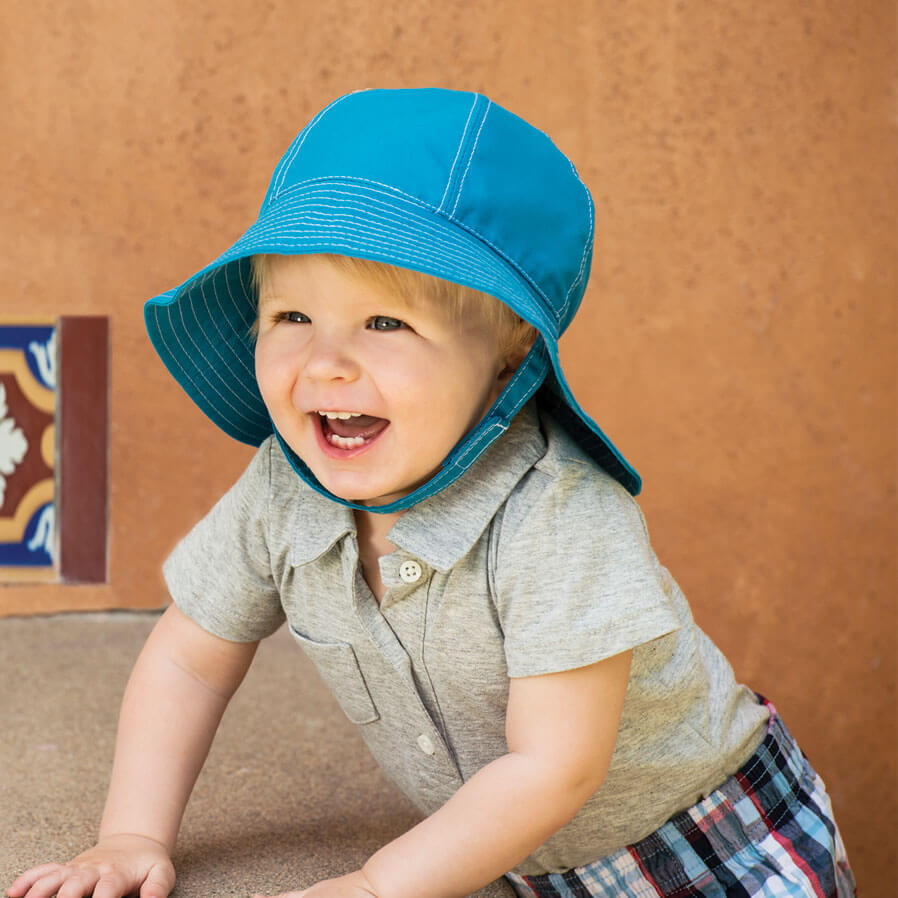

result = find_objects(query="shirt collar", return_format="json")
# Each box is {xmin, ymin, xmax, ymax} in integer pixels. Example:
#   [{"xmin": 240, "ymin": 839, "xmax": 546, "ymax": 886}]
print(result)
[
  {"xmin": 284, "ymin": 402, "xmax": 546, "ymax": 570},
  {"xmin": 386, "ymin": 402, "xmax": 546, "ymax": 572},
  {"xmin": 286, "ymin": 473, "xmax": 356, "ymax": 567}
]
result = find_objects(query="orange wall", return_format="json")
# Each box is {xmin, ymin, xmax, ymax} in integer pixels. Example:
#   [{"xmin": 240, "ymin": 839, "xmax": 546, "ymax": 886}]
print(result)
[{"xmin": 1, "ymin": 0, "xmax": 894, "ymax": 890}]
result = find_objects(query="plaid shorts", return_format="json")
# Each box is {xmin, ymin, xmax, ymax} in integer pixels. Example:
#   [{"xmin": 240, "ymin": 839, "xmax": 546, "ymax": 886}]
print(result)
[{"xmin": 506, "ymin": 699, "xmax": 856, "ymax": 898}]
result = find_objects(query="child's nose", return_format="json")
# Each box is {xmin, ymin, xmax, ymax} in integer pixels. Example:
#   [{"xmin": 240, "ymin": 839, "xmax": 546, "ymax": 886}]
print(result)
[{"xmin": 301, "ymin": 335, "xmax": 361, "ymax": 383}]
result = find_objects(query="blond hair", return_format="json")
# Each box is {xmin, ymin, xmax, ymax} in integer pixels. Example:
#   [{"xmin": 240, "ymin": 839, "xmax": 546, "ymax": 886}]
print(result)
[{"xmin": 251, "ymin": 253, "xmax": 537, "ymax": 367}]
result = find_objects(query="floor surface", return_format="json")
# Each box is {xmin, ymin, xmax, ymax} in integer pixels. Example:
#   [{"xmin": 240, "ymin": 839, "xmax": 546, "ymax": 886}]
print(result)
[{"xmin": 0, "ymin": 612, "xmax": 513, "ymax": 897}]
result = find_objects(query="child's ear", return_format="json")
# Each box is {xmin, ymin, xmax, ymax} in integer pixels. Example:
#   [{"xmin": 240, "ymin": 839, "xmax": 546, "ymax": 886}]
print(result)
[
  {"xmin": 499, "ymin": 329, "xmax": 538, "ymax": 381},
  {"xmin": 498, "ymin": 357, "xmax": 521, "ymax": 384}
]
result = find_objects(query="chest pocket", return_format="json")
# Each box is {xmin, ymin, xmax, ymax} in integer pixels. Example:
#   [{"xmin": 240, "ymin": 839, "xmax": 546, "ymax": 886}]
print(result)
[{"xmin": 288, "ymin": 625, "xmax": 380, "ymax": 725}]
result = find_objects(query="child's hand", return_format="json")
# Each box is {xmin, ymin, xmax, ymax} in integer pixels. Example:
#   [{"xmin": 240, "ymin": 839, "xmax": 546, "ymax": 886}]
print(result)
[
  {"xmin": 253, "ymin": 870, "xmax": 378, "ymax": 898},
  {"xmin": 5, "ymin": 834, "xmax": 175, "ymax": 898}
]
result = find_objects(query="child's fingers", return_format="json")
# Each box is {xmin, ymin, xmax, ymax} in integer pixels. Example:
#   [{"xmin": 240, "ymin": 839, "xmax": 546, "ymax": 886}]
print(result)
[
  {"xmin": 79, "ymin": 871, "xmax": 131, "ymax": 898},
  {"xmin": 90, "ymin": 878, "xmax": 124, "ymax": 898},
  {"xmin": 57, "ymin": 870, "xmax": 102, "ymax": 898},
  {"xmin": 137, "ymin": 865, "xmax": 176, "ymax": 898},
  {"xmin": 9, "ymin": 866, "xmax": 69, "ymax": 898},
  {"xmin": 88, "ymin": 869, "xmax": 144, "ymax": 898},
  {"xmin": 7, "ymin": 864, "xmax": 67, "ymax": 897}
]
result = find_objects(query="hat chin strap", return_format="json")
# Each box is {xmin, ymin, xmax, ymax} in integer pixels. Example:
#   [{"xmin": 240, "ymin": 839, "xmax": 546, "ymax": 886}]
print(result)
[{"xmin": 274, "ymin": 339, "xmax": 551, "ymax": 514}]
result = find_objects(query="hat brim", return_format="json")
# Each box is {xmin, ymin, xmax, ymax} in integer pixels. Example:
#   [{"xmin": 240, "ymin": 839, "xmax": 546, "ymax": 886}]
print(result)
[{"xmin": 145, "ymin": 178, "xmax": 640, "ymax": 499}]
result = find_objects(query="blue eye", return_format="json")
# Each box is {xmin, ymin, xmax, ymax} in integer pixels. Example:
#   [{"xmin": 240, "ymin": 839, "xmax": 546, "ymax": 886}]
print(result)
[
  {"xmin": 277, "ymin": 311, "xmax": 310, "ymax": 324},
  {"xmin": 369, "ymin": 316, "xmax": 406, "ymax": 331}
]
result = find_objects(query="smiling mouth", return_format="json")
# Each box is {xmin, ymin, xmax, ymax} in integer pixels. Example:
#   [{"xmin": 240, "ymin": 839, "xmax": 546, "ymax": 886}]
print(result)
[{"xmin": 315, "ymin": 411, "xmax": 390, "ymax": 450}]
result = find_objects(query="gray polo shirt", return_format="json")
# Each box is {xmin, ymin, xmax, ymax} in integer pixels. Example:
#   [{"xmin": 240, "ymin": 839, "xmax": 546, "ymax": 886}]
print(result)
[{"xmin": 164, "ymin": 404, "xmax": 768, "ymax": 874}]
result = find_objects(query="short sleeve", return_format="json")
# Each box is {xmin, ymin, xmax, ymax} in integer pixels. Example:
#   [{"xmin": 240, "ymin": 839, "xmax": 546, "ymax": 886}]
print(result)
[
  {"xmin": 162, "ymin": 439, "xmax": 285, "ymax": 642},
  {"xmin": 493, "ymin": 461, "xmax": 680, "ymax": 678}
]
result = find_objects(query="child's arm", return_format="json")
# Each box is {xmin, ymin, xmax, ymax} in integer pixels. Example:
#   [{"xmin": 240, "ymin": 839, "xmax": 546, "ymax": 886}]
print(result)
[
  {"xmin": 7, "ymin": 605, "xmax": 258, "ymax": 898},
  {"xmin": 267, "ymin": 649, "xmax": 632, "ymax": 898}
]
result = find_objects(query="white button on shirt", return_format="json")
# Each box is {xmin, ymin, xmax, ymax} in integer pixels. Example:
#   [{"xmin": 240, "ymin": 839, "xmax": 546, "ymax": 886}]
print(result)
[
  {"xmin": 416, "ymin": 733, "xmax": 436, "ymax": 755},
  {"xmin": 399, "ymin": 559, "xmax": 423, "ymax": 583}
]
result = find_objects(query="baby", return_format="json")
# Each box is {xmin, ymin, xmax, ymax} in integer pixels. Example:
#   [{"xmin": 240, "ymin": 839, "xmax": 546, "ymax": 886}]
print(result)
[{"xmin": 8, "ymin": 88, "xmax": 856, "ymax": 898}]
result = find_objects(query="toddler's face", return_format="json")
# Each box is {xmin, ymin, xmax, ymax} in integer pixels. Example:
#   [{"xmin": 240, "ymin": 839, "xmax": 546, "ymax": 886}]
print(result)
[{"xmin": 254, "ymin": 254, "xmax": 510, "ymax": 507}]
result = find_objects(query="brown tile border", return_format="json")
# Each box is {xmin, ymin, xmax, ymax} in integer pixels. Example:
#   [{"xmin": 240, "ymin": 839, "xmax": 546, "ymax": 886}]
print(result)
[{"xmin": 58, "ymin": 317, "xmax": 109, "ymax": 583}]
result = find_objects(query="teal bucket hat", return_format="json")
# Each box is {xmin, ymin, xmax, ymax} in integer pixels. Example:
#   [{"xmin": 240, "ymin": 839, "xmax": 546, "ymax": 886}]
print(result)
[{"xmin": 145, "ymin": 87, "xmax": 640, "ymax": 511}]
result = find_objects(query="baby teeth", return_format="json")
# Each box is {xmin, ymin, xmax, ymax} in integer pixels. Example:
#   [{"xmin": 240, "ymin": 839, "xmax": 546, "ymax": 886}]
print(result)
[
  {"xmin": 320, "ymin": 411, "xmax": 362, "ymax": 420},
  {"xmin": 327, "ymin": 433, "xmax": 366, "ymax": 449},
  {"xmin": 317, "ymin": 411, "xmax": 370, "ymax": 450}
]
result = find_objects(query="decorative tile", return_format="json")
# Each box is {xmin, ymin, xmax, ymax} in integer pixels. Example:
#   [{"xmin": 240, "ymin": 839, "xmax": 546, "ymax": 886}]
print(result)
[
  {"xmin": 0, "ymin": 321, "xmax": 56, "ymax": 582},
  {"xmin": 0, "ymin": 316, "xmax": 109, "ymax": 585}
]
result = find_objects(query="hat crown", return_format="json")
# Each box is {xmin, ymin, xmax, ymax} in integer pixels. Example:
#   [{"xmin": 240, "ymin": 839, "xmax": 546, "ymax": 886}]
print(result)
[
  {"xmin": 266, "ymin": 88, "xmax": 593, "ymax": 333},
  {"xmin": 266, "ymin": 89, "xmax": 472, "ymax": 210}
]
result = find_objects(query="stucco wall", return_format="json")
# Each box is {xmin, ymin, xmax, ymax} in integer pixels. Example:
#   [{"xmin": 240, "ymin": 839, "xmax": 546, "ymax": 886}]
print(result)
[{"xmin": 1, "ymin": 0, "xmax": 894, "ymax": 890}]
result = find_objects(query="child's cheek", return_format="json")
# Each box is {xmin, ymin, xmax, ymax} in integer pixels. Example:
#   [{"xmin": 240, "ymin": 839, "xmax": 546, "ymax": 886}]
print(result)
[{"xmin": 255, "ymin": 341, "xmax": 288, "ymax": 403}]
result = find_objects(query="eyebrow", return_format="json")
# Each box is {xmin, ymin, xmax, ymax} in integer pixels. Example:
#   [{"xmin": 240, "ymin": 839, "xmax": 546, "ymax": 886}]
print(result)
[{"xmin": 256, "ymin": 291, "xmax": 284, "ymax": 310}]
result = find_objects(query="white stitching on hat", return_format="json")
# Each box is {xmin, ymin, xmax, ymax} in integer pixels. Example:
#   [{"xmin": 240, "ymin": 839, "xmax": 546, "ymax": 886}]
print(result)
[
  {"xmin": 151, "ymin": 303, "xmax": 264, "ymax": 435},
  {"xmin": 243, "ymin": 229, "xmax": 516, "ymax": 299},
  {"xmin": 440, "ymin": 215, "xmax": 555, "ymax": 332},
  {"xmin": 243, "ymin": 218, "xmax": 539, "ymax": 320},
  {"xmin": 499, "ymin": 341, "xmax": 545, "ymax": 407},
  {"xmin": 449, "ymin": 348, "xmax": 545, "ymax": 468},
  {"xmin": 275, "ymin": 175, "xmax": 559, "ymax": 321},
  {"xmin": 219, "ymin": 262, "xmax": 257, "ymax": 361},
  {"xmin": 247, "ymin": 212, "xmax": 547, "ymax": 327},
  {"xmin": 273, "ymin": 172, "xmax": 560, "ymax": 330},
  {"xmin": 437, "ymin": 93, "xmax": 479, "ymax": 214},
  {"xmin": 181, "ymin": 283, "xmax": 267, "ymax": 417},
  {"xmin": 203, "ymin": 270, "xmax": 256, "ymax": 379},
  {"xmin": 277, "ymin": 176, "xmax": 435, "ymax": 211},
  {"xmin": 560, "ymin": 159, "xmax": 594, "ymax": 321},
  {"xmin": 271, "ymin": 92, "xmax": 359, "ymax": 200},
  {"xmin": 248, "ymin": 197, "xmax": 513, "ymax": 279},
  {"xmin": 447, "ymin": 347, "xmax": 546, "ymax": 468},
  {"xmin": 226, "ymin": 263, "xmax": 261, "ymax": 341},
  {"xmin": 449, "ymin": 421, "xmax": 507, "ymax": 467},
  {"xmin": 255, "ymin": 176, "xmax": 553, "ymax": 329},
  {"xmin": 273, "ymin": 93, "xmax": 355, "ymax": 198},
  {"xmin": 247, "ymin": 186, "xmax": 522, "ymax": 277},
  {"xmin": 449, "ymin": 99, "xmax": 491, "ymax": 218},
  {"xmin": 258, "ymin": 182, "xmax": 537, "ymax": 299},
  {"xmin": 271, "ymin": 123, "xmax": 321, "ymax": 202},
  {"xmin": 183, "ymin": 276, "xmax": 264, "ymax": 415},
  {"xmin": 247, "ymin": 223, "xmax": 501, "ymax": 284}
]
